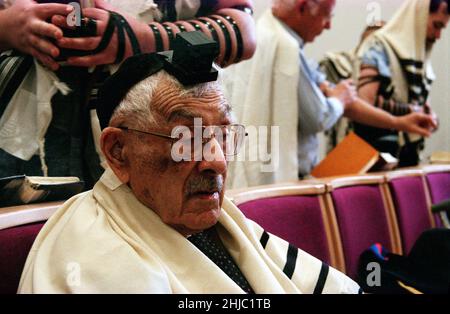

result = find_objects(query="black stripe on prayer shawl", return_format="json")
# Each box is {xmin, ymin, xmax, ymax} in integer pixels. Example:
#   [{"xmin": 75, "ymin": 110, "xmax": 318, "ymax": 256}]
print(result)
[
  {"xmin": 398, "ymin": 59, "xmax": 431, "ymax": 103},
  {"xmin": 313, "ymin": 263, "xmax": 329, "ymax": 294},
  {"xmin": 282, "ymin": 244, "xmax": 298, "ymax": 279},
  {"xmin": 260, "ymin": 231, "xmax": 269, "ymax": 249},
  {"xmin": 405, "ymin": 72, "xmax": 424, "ymax": 83},
  {"xmin": 399, "ymin": 59, "xmax": 424, "ymax": 69},
  {"xmin": 0, "ymin": 55, "xmax": 33, "ymax": 118}
]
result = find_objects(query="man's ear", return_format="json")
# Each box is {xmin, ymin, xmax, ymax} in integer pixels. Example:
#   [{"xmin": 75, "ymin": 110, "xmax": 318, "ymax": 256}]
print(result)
[{"xmin": 100, "ymin": 127, "xmax": 130, "ymax": 183}]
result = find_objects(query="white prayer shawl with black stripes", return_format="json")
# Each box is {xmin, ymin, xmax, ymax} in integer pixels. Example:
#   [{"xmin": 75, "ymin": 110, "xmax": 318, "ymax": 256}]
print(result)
[
  {"xmin": 19, "ymin": 168, "xmax": 360, "ymax": 294},
  {"xmin": 355, "ymin": 0, "xmax": 435, "ymax": 144}
]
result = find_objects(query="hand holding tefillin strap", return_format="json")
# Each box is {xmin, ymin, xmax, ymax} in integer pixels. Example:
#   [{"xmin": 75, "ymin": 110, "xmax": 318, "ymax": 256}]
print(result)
[{"xmin": 90, "ymin": 11, "xmax": 142, "ymax": 64}]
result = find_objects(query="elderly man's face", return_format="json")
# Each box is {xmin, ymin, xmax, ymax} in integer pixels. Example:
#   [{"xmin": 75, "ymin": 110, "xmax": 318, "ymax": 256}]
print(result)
[
  {"xmin": 123, "ymin": 83, "xmax": 231, "ymax": 236},
  {"xmin": 291, "ymin": 0, "xmax": 335, "ymax": 43}
]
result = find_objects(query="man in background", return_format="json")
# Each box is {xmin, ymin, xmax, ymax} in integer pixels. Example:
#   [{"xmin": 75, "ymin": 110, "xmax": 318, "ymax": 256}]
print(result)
[
  {"xmin": 355, "ymin": 0, "xmax": 449, "ymax": 167},
  {"xmin": 224, "ymin": 0, "xmax": 436, "ymax": 189},
  {"xmin": 319, "ymin": 21, "xmax": 385, "ymax": 152}
]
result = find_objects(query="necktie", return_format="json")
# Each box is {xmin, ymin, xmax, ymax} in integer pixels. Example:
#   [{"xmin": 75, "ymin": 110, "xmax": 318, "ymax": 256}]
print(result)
[{"xmin": 188, "ymin": 227, "xmax": 254, "ymax": 294}]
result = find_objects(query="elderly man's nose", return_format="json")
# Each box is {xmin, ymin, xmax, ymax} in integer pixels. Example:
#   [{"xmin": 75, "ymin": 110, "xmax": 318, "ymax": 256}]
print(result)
[{"xmin": 197, "ymin": 138, "xmax": 227, "ymax": 174}]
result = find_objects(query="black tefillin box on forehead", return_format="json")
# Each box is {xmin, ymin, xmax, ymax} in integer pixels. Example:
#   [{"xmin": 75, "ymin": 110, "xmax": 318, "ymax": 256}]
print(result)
[
  {"xmin": 159, "ymin": 31, "xmax": 220, "ymax": 85},
  {"xmin": 96, "ymin": 31, "xmax": 220, "ymax": 130}
]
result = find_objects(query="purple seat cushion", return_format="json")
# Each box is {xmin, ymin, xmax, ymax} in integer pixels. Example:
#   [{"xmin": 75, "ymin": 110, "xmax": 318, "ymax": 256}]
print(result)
[
  {"xmin": 0, "ymin": 222, "xmax": 45, "ymax": 294},
  {"xmin": 426, "ymin": 172, "xmax": 450, "ymax": 227},
  {"xmin": 389, "ymin": 177, "xmax": 432, "ymax": 254},
  {"xmin": 238, "ymin": 195, "xmax": 331, "ymax": 265},
  {"xmin": 331, "ymin": 185, "xmax": 392, "ymax": 279},
  {"xmin": 426, "ymin": 172, "xmax": 450, "ymax": 203}
]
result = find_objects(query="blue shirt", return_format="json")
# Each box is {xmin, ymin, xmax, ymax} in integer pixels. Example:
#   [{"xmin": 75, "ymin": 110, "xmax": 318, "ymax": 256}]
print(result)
[
  {"xmin": 360, "ymin": 41, "xmax": 392, "ymax": 78},
  {"xmin": 280, "ymin": 22, "xmax": 344, "ymax": 176}
]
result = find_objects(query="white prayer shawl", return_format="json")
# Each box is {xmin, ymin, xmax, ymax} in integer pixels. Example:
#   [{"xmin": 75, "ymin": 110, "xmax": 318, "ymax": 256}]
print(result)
[
  {"xmin": 355, "ymin": 0, "xmax": 435, "ymax": 144},
  {"xmin": 222, "ymin": 10, "xmax": 299, "ymax": 190},
  {"xmin": 106, "ymin": 0, "xmax": 159, "ymax": 23},
  {"xmin": 18, "ymin": 168, "xmax": 359, "ymax": 294},
  {"xmin": 322, "ymin": 49, "xmax": 356, "ymax": 82},
  {"xmin": 0, "ymin": 58, "xmax": 70, "ymax": 173}
]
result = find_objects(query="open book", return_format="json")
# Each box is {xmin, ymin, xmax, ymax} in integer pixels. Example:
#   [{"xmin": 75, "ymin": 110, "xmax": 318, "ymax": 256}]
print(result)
[{"xmin": 0, "ymin": 175, "xmax": 84, "ymax": 207}]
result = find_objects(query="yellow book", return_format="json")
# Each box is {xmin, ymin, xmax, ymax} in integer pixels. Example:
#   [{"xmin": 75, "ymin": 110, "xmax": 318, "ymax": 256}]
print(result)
[
  {"xmin": 311, "ymin": 132, "xmax": 379, "ymax": 178},
  {"xmin": 430, "ymin": 151, "xmax": 450, "ymax": 164}
]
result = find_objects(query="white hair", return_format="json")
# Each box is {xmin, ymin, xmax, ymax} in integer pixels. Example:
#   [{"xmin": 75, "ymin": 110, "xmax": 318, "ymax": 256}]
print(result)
[
  {"xmin": 272, "ymin": 0, "xmax": 298, "ymax": 11},
  {"xmin": 110, "ymin": 70, "xmax": 224, "ymax": 129},
  {"xmin": 272, "ymin": 0, "xmax": 328, "ymax": 13}
]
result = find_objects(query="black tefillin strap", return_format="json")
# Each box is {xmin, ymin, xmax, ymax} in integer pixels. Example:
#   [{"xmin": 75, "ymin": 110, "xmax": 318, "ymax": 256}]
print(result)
[
  {"xmin": 188, "ymin": 21, "xmax": 203, "ymax": 32},
  {"xmin": 162, "ymin": 23, "xmax": 175, "ymax": 50},
  {"xmin": 149, "ymin": 23, "xmax": 164, "ymax": 52},
  {"xmin": 175, "ymin": 22, "xmax": 187, "ymax": 33},
  {"xmin": 197, "ymin": 18, "xmax": 219, "ymax": 46},
  {"xmin": 210, "ymin": 15, "xmax": 232, "ymax": 65},
  {"xmin": 217, "ymin": 14, "xmax": 243, "ymax": 63},
  {"xmin": 92, "ymin": 11, "xmax": 142, "ymax": 63}
]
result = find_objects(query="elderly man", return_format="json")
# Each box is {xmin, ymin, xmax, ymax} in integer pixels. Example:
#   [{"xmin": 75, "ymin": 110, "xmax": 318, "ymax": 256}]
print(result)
[
  {"xmin": 355, "ymin": 0, "xmax": 449, "ymax": 167},
  {"xmin": 18, "ymin": 35, "xmax": 360, "ymax": 293},
  {"xmin": 224, "ymin": 0, "xmax": 437, "ymax": 189}
]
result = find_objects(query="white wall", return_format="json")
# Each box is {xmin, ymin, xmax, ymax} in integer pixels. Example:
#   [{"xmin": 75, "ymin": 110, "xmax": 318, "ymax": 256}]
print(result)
[{"xmin": 252, "ymin": 0, "xmax": 449, "ymax": 161}]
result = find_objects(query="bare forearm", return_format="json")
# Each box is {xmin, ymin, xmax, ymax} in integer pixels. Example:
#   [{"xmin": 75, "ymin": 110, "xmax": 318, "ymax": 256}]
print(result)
[
  {"xmin": 55, "ymin": 1, "xmax": 255, "ymax": 68},
  {"xmin": 0, "ymin": 8, "xmax": 12, "ymax": 51},
  {"xmin": 344, "ymin": 97, "xmax": 400, "ymax": 130},
  {"xmin": 146, "ymin": 9, "xmax": 255, "ymax": 66}
]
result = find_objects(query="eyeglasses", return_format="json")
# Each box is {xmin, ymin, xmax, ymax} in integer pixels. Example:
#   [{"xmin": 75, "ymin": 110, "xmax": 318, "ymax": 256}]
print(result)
[{"xmin": 118, "ymin": 124, "xmax": 248, "ymax": 158}]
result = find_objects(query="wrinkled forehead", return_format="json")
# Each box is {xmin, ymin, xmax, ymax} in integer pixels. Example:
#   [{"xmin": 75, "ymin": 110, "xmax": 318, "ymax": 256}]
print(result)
[{"xmin": 152, "ymin": 80, "xmax": 232, "ymax": 125}]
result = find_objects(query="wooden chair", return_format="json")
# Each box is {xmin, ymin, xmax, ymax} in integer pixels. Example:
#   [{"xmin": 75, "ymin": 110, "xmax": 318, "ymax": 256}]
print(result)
[
  {"xmin": 422, "ymin": 164, "xmax": 450, "ymax": 228},
  {"xmin": 0, "ymin": 202, "xmax": 61, "ymax": 294},
  {"xmin": 384, "ymin": 169, "xmax": 435, "ymax": 254},
  {"xmin": 227, "ymin": 183, "xmax": 345, "ymax": 271},
  {"xmin": 324, "ymin": 175, "xmax": 401, "ymax": 279}
]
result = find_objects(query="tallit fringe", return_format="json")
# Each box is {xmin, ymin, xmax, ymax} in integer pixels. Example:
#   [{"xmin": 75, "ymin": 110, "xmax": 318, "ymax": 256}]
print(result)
[
  {"xmin": 38, "ymin": 138, "xmax": 48, "ymax": 177},
  {"xmin": 37, "ymin": 71, "xmax": 71, "ymax": 178}
]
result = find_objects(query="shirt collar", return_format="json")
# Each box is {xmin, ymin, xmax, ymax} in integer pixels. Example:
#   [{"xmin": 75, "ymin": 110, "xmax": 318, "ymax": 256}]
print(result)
[
  {"xmin": 276, "ymin": 17, "xmax": 305, "ymax": 49},
  {"xmin": 100, "ymin": 167, "xmax": 125, "ymax": 191}
]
